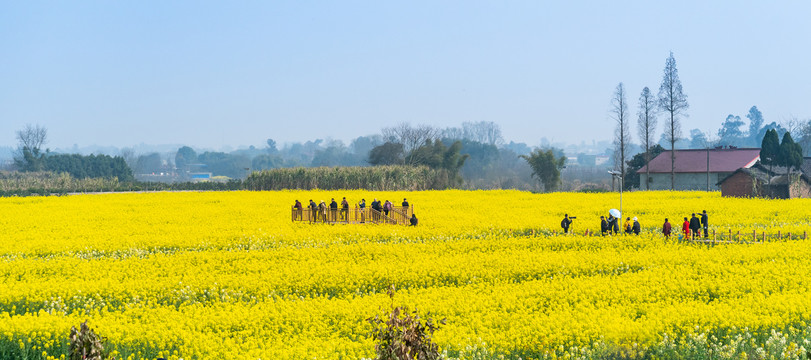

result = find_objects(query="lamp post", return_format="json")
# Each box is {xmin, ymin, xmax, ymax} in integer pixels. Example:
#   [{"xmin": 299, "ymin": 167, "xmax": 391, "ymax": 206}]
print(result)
[{"xmin": 608, "ymin": 170, "xmax": 623, "ymax": 217}]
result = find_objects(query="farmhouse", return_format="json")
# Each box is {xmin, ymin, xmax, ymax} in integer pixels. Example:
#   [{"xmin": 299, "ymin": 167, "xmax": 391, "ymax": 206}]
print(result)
[
  {"xmin": 717, "ymin": 158, "xmax": 811, "ymax": 199},
  {"xmin": 637, "ymin": 147, "xmax": 761, "ymax": 191}
]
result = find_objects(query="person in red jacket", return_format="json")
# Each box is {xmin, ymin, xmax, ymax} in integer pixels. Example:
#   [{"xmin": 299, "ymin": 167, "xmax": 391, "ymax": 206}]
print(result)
[
  {"xmin": 662, "ymin": 218, "xmax": 672, "ymax": 237},
  {"xmin": 682, "ymin": 217, "xmax": 690, "ymax": 239}
]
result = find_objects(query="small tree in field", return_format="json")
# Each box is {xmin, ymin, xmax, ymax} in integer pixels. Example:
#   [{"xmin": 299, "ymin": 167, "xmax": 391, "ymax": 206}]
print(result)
[
  {"xmin": 367, "ymin": 286, "xmax": 445, "ymax": 360},
  {"xmin": 520, "ymin": 148, "xmax": 566, "ymax": 192}
]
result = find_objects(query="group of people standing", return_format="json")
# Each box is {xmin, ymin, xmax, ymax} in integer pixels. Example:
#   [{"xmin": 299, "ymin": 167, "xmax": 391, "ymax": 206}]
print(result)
[
  {"xmin": 662, "ymin": 210, "xmax": 709, "ymax": 239},
  {"xmin": 293, "ymin": 197, "xmax": 418, "ymax": 225},
  {"xmin": 561, "ymin": 210, "xmax": 709, "ymax": 239},
  {"xmin": 597, "ymin": 215, "xmax": 641, "ymax": 236}
]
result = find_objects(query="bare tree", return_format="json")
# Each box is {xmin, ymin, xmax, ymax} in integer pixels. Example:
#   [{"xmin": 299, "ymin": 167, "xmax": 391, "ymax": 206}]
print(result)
[
  {"xmin": 16, "ymin": 124, "xmax": 48, "ymax": 152},
  {"xmin": 14, "ymin": 124, "xmax": 48, "ymax": 171},
  {"xmin": 441, "ymin": 126, "xmax": 465, "ymax": 141},
  {"xmin": 381, "ymin": 123, "xmax": 438, "ymax": 165},
  {"xmin": 782, "ymin": 115, "xmax": 804, "ymax": 136},
  {"xmin": 119, "ymin": 147, "xmax": 138, "ymax": 171},
  {"xmin": 798, "ymin": 118, "xmax": 811, "ymax": 156},
  {"xmin": 658, "ymin": 52, "xmax": 689, "ymax": 190},
  {"xmin": 462, "ymin": 121, "xmax": 504, "ymax": 145},
  {"xmin": 637, "ymin": 86, "xmax": 657, "ymax": 190},
  {"xmin": 611, "ymin": 83, "xmax": 631, "ymax": 183}
]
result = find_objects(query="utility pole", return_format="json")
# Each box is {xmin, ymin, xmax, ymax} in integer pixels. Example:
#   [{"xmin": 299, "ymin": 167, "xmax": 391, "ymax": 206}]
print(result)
[{"xmin": 608, "ymin": 171, "xmax": 623, "ymax": 217}]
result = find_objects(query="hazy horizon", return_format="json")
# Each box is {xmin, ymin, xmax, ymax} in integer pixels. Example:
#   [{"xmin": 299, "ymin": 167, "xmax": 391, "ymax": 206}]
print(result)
[{"xmin": 3, "ymin": 1, "xmax": 810, "ymax": 150}]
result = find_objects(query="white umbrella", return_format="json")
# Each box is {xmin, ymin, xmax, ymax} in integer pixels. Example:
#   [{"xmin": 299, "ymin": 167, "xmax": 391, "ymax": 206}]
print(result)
[{"xmin": 609, "ymin": 208, "xmax": 621, "ymax": 218}]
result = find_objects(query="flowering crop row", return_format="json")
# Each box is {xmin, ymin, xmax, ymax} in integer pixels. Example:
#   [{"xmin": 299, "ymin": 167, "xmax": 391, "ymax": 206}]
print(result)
[{"xmin": 0, "ymin": 190, "xmax": 810, "ymax": 359}]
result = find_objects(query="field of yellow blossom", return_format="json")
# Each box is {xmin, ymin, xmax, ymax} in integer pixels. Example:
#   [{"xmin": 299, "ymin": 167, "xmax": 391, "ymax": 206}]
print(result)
[{"xmin": 1, "ymin": 190, "xmax": 811, "ymax": 359}]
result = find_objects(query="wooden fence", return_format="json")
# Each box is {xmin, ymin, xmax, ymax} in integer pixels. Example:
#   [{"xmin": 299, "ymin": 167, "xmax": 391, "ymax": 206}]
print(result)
[
  {"xmin": 292, "ymin": 205, "xmax": 414, "ymax": 226},
  {"xmin": 564, "ymin": 228, "xmax": 809, "ymax": 244}
]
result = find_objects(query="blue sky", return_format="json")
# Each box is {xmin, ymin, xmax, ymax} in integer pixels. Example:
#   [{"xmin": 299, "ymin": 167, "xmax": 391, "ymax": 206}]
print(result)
[{"xmin": 1, "ymin": 1, "xmax": 809, "ymax": 150}]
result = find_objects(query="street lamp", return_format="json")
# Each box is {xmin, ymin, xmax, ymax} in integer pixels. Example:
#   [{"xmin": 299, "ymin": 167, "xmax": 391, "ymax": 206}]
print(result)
[{"xmin": 608, "ymin": 170, "xmax": 623, "ymax": 217}]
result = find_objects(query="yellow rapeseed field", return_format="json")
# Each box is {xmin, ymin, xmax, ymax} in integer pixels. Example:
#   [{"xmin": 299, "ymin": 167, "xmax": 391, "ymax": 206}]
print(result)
[{"xmin": 1, "ymin": 190, "xmax": 811, "ymax": 359}]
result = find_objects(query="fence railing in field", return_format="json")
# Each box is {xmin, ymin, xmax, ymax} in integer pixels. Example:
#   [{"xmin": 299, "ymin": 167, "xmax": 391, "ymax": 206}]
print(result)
[
  {"xmin": 572, "ymin": 228, "xmax": 808, "ymax": 243},
  {"xmin": 687, "ymin": 229, "xmax": 808, "ymax": 243},
  {"xmin": 292, "ymin": 205, "xmax": 414, "ymax": 225}
]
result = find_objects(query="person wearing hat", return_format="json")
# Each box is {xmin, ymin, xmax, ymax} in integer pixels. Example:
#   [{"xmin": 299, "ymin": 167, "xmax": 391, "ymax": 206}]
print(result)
[{"xmin": 632, "ymin": 217, "xmax": 641, "ymax": 235}]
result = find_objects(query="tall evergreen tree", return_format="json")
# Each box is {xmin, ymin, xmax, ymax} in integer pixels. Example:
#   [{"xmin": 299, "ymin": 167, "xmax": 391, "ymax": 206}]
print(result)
[
  {"xmin": 658, "ymin": 52, "xmax": 689, "ymax": 190},
  {"xmin": 760, "ymin": 129, "xmax": 780, "ymax": 166},
  {"xmin": 778, "ymin": 132, "xmax": 803, "ymax": 171},
  {"xmin": 760, "ymin": 129, "xmax": 780, "ymax": 184}
]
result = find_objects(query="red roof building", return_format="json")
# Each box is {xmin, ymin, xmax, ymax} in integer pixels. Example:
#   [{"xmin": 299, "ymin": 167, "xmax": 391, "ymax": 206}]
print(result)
[{"xmin": 637, "ymin": 148, "xmax": 760, "ymax": 190}]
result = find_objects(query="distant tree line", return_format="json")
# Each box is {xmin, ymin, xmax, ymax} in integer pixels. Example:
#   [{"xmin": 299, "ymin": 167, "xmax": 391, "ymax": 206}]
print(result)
[
  {"xmin": 245, "ymin": 165, "xmax": 458, "ymax": 191},
  {"xmin": 13, "ymin": 125, "xmax": 132, "ymax": 181},
  {"xmin": 8, "ymin": 94, "xmax": 811, "ymax": 194}
]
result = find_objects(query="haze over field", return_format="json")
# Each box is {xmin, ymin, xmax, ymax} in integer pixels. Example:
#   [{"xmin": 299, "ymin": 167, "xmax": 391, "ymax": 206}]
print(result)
[{"xmin": 2, "ymin": 1, "xmax": 810, "ymax": 150}]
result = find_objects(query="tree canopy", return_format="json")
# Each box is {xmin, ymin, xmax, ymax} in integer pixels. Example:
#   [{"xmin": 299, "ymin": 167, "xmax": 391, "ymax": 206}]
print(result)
[{"xmin": 520, "ymin": 149, "xmax": 566, "ymax": 192}]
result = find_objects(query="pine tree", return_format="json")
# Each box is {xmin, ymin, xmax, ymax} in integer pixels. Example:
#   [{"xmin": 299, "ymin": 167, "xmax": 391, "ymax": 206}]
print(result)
[
  {"xmin": 760, "ymin": 129, "xmax": 780, "ymax": 167},
  {"xmin": 779, "ymin": 132, "xmax": 803, "ymax": 171}
]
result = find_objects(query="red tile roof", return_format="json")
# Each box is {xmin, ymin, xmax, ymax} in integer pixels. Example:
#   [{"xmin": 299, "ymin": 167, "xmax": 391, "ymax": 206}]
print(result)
[{"xmin": 637, "ymin": 148, "xmax": 760, "ymax": 174}]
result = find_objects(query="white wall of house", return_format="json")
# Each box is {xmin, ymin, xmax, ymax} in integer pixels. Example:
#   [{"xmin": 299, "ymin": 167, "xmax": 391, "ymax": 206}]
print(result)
[{"xmin": 642, "ymin": 172, "xmax": 733, "ymax": 191}]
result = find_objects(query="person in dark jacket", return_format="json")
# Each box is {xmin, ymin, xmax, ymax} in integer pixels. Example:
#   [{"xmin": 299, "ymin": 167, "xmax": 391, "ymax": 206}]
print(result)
[
  {"xmin": 689, "ymin": 213, "xmax": 701, "ymax": 239},
  {"xmin": 600, "ymin": 216, "xmax": 608, "ymax": 236},
  {"xmin": 309, "ymin": 200, "xmax": 317, "ymax": 223},
  {"xmin": 358, "ymin": 199, "xmax": 366, "ymax": 223},
  {"xmin": 370, "ymin": 198, "xmax": 379, "ymax": 221},
  {"xmin": 561, "ymin": 214, "xmax": 573, "ymax": 234},
  {"xmin": 294, "ymin": 200, "xmax": 303, "ymax": 221},
  {"xmin": 329, "ymin": 198, "xmax": 338, "ymax": 222},
  {"xmin": 700, "ymin": 210, "xmax": 709, "ymax": 238},
  {"xmin": 662, "ymin": 218, "xmax": 672, "ymax": 237},
  {"xmin": 606, "ymin": 215, "xmax": 614, "ymax": 235},
  {"xmin": 340, "ymin": 197, "xmax": 349, "ymax": 222},
  {"xmin": 410, "ymin": 214, "xmax": 418, "ymax": 226},
  {"xmin": 632, "ymin": 217, "xmax": 641, "ymax": 235},
  {"xmin": 402, "ymin": 198, "xmax": 409, "ymax": 208},
  {"xmin": 611, "ymin": 216, "xmax": 620, "ymax": 235}
]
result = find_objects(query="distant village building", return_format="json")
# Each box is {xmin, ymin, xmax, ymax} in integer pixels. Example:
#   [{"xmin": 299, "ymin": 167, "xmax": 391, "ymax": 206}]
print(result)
[
  {"xmin": 595, "ymin": 155, "xmax": 610, "ymax": 166},
  {"xmin": 637, "ymin": 147, "xmax": 761, "ymax": 191},
  {"xmin": 717, "ymin": 158, "xmax": 811, "ymax": 199}
]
